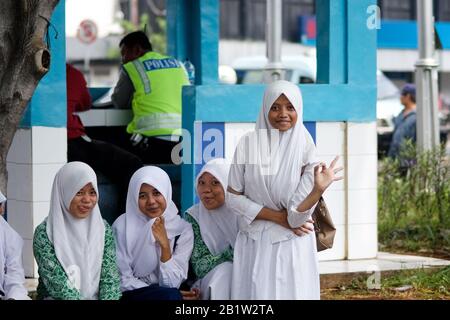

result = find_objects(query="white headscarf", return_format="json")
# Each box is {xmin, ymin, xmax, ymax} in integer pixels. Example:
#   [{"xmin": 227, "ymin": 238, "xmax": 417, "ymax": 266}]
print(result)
[
  {"xmin": 46, "ymin": 162, "xmax": 105, "ymax": 300},
  {"xmin": 120, "ymin": 166, "xmax": 189, "ymax": 278},
  {"xmin": 187, "ymin": 158, "xmax": 239, "ymax": 255},
  {"xmin": 0, "ymin": 190, "xmax": 6, "ymax": 296},
  {"xmin": 244, "ymin": 80, "xmax": 315, "ymax": 210}
]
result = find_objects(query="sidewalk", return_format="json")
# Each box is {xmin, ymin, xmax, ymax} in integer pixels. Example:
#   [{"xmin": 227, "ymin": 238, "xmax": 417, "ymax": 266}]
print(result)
[{"xmin": 320, "ymin": 252, "xmax": 450, "ymax": 289}]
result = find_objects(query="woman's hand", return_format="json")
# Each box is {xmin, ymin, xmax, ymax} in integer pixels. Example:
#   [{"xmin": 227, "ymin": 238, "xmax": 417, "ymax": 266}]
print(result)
[
  {"xmin": 292, "ymin": 219, "xmax": 315, "ymax": 236},
  {"xmin": 276, "ymin": 211, "xmax": 314, "ymax": 236},
  {"xmin": 181, "ymin": 288, "xmax": 200, "ymax": 300},
  {"xmin": 313, "ymin": 156, "xmax": 344, "ymax": 193},
  {"xmin": 152, "ymin": 217, "xmax": 172, "ymax": 262},
  {"xmin": 152, "ymin": 216, "xmax": 170, "ymax": 248}
]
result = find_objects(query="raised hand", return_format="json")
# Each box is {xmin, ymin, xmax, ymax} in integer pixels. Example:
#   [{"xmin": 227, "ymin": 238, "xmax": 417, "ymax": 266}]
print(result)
[
  {"xmin": 313, "ymin": 156, "xmax": 344, "ymax": 193},
  {"xmin": 152, "ymin": 216, "xmax": 170, "ymax": 249}
]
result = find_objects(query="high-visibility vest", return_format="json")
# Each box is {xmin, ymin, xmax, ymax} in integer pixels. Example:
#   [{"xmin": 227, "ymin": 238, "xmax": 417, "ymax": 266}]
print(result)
[{"xmin": 123, "ymin": 51, "xmax": 189, "ymax": 137}]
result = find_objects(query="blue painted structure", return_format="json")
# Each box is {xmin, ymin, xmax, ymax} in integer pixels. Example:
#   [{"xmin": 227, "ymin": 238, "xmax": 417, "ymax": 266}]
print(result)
[
  {"xmin": 21, "ymin": 1, "xmax": 66, "ymax": 128},
  {"xmin": 168, "ymin": 0, "xmax": 377, "ymax": 211}
]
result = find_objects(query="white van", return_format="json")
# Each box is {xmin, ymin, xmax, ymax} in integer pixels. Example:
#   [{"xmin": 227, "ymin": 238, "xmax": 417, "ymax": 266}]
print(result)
[{"xmin": 232, "ymin": 55, "xmax": 317, "ymax": 85}]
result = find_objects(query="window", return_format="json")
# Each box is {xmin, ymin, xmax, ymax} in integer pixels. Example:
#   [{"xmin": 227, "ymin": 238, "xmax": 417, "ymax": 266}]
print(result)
[
  {"xmin": 220, "ymin": 0, "xmax": 316, "ymax": 42},
  {"xmin": 436, "ymin": 0, "xmax": 450, "ymax": 21},
  {"xmin": 378, "ymin": 0, "xmax": 415, "ymax": 20}
]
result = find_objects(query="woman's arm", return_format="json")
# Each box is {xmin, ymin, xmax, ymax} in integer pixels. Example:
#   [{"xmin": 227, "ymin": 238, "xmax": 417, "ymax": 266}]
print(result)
[
  {"xmin": 3, "ymin": 228, "xmax": 30, "ymax": 300},
  {"xmin": 288, "ymin": 156, "xmax": 343, "ymax": 228},
  {"xmin": 228, "ymin": 186, "xmax": 306, "ymax": 231},
  {"xmin": 112, "ymin": 220, "xmax": 149, "ymax": 292},
  {"xmin": 158, "ymin": 225, "xmax": 194, "ymax": 289},
  {"xmin": 33, "ymin": 222, "xmax": 82, "ymax": 300},
  {"xmin": 98, "ymin": 222, "xmax": 122, "ymax": 300}
]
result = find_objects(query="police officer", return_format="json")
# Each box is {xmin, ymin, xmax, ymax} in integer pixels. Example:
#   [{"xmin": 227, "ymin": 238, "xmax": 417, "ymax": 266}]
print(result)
[{"xmin": 112, "ymin": 31, "xmax": 189, "ymax": 164}]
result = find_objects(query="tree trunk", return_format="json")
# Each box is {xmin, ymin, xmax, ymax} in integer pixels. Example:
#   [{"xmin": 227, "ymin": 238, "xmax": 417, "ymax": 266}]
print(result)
[{"xmin": 0, "ymin": 0, "xmax": 60, "ymax": 196}]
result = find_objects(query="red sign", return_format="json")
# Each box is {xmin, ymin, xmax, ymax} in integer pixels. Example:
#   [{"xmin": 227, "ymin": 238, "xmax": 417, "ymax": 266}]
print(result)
[{"xmin": 77, "ymin": 20, "xmax": 98, "ymax": 44}]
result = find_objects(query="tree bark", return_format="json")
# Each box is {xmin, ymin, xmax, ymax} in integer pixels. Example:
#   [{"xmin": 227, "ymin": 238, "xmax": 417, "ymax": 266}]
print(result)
[{"xmin": 0, "ymin": 0, "xmax": 60, "ymax": 196}]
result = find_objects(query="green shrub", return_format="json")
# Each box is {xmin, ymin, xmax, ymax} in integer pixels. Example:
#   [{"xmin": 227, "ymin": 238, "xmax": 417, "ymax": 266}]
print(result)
[{"xmin": 378, "ymin": 140, "xmax": 450, "ymax": 253}]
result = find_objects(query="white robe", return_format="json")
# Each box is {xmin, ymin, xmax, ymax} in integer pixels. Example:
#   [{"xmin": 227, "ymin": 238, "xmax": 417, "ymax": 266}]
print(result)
[
  {"xmin": 227, "ymin": 80, "xmax": 320, "ymax": 300},
  {"xmin": 0, "ymin": 216, "xmax": 30, "ymax": 300}
]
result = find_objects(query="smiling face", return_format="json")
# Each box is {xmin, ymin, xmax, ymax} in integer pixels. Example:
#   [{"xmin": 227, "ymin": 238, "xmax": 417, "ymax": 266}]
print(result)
[
  {"xmin": 138, "ymin": 183, "xmax": 167, "ymax": 219},
  {"xmin": 197, "ymin": 172, "xmax": 225, "ymax": 210},
  {"xmin": 268, "ymin": 94, "xmax": 298, "ymax": 131},
  {"xmin": 69, "ymin": 183, "xmax": 97, "ymax": 219}
]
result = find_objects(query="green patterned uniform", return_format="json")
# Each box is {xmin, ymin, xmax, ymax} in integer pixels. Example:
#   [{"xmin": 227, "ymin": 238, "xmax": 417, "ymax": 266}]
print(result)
[
  {"xmin": 184, "ymin": 213, "xmax": 233, "ymax": 279},
  {"xmin": 33, "ymin": 220, "xmax": 122, "ymax": 300}
]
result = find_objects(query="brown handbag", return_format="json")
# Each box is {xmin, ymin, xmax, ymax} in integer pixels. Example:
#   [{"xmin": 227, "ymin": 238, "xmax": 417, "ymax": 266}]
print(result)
[{"xmin": 311, "ymin": 197, "xmax": 336, "ymax": 252}]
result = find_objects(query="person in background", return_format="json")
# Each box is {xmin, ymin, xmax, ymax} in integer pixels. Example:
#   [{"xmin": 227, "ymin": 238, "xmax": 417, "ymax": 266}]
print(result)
[
  {"xmin": 388, "ymin": 83, "xmax": 417, "ymax": 159},
  {"xmin": 112, "ymin": 31, "xmax": 190, "ymax": 164},
  {"xmin": 66, "ymin": 63, "xmax": 143, "ymax": 212},
  {"xmin": 0, "ymin": 190, "xmax": 31, "ymax": 300}
]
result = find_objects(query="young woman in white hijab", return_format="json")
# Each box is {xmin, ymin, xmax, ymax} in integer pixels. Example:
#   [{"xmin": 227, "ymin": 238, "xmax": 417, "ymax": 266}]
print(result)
[
  {"xmin": 112, "ymin": 166, "xmax": 196, "ymax": 300},
  {"xmin": 33, "ymin": 162, "xmax": 121, "ymax": 300},
  {"xmin": 227, "ymin": 80, "xmax": 343, "ymax": 300},
  {"xmin": 184, "ymin": 158, "xmax": 239, "ymax": 300},
  {"xmin": 0, "ymin": 190, "xmax": 30, "ymax": 300}
]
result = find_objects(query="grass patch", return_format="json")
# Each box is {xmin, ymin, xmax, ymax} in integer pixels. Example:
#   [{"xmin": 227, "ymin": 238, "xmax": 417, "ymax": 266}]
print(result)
[{"xmin": 321, "ymin": 266, "xmax": 450, "ymax": 300}]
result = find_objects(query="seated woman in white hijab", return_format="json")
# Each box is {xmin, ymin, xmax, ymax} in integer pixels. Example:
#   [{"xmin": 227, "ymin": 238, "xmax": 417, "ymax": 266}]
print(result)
[
  {"xmin": 227, "ymin": 80, "xmax": 343, "ymax": 300},
  {"xmin": 184, "ymin": 158, "xmax": 239, "ymax": 300},
  {"xmin": 33, "ymin": 162, "xmax": 121, "ymax": 300},
  {"xmin": 0, "ymin": 191, "xmax": 30, "ymax": 300},
  {"xmin": 113, "ymin": 166, "xmax": 195, "ymax": 300}
]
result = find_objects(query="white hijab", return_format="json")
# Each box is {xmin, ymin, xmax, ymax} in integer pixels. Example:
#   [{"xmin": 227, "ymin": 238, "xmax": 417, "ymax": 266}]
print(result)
[
  {"xmin": 0, "ymin": 190, "xmax": 6, "ymax": 295},
  {"xmin": 0, "ymin": 191, "xmax": 5, "ymax": 205},
  {"xmin": 121, "ymin": 166, "xmax": 189, "ymax": 278},
  {"xmin": 244, "ymin": 80, "xmax": 315, "ymax": 210},
  {"xmin": 187, "ymin": 158, "xmax": 239, "ymax": 255},
  {"xmin": 46, "ymin": 162, "xmax": 105, "ymax": 300}
]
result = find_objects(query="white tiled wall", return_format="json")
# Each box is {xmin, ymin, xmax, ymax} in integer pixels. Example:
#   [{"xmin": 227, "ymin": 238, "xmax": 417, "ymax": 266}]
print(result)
[
  {"xmin": 347, "ymin": 223, "xmax": 378, "ymax": 259},
  {"xmin": 346, "ymin": 122, "xmax": 378, "ymax": 260},
  {"xmin": 316, "ymin": 122, "xmax": 346, "ymax": 156},
  {"xmin": 316, "ymin": 122, "xmax": 346, "ymax": 260},
  {"xmin": 6, "ymin": 126, "xmax": 67, "ymax": 277}
]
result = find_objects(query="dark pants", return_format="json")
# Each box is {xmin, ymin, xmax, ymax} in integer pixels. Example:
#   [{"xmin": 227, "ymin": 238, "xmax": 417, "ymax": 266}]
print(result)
[
  {"xmin": 121, "ymin": 285, "xmax": 182, "ymax": 301},
  {"xmin": 128, "ymin": 136, "xmax": 180, "ymax": 164},
  {"xmin": 68, "ymin": 137, "xmax": 143, "ymax": 211}
]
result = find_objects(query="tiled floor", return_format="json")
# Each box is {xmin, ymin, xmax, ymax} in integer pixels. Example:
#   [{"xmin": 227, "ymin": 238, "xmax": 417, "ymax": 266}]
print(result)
[{"xmin": 319, "ymin": 251, "xmax": 450, "ymax": 275}]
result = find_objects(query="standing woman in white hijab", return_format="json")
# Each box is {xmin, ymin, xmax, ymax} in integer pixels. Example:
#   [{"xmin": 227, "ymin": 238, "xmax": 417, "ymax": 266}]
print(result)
[
  {"xmin": 33, "ymin": 162, "xmax": 121, "ymax": 300},
  {"xmin": 113, "ymin": 166, "xmax": 196, "ymax": 300},
  {"xmin": 184, "ymin": 158, "xmax": 239, "ymax": 300},
  {"xmin": 227, "ymin": 80, "xmax": 343, "ymax": 299},
  {"xmin": 0, "ymin": 190, "xmax": 30, "ymax": 300}
]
